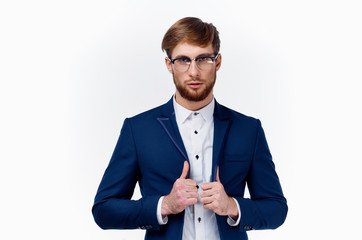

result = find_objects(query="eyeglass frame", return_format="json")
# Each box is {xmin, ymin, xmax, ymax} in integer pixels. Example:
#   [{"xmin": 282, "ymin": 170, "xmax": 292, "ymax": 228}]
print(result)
[{"xmin": 168, "ymin": 53, "xmax": 220, "ymax": 72}]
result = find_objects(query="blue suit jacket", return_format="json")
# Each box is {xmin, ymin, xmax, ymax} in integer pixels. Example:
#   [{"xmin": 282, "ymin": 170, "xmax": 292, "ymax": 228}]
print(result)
[{"xmin": 92, "ymin": 98, "xmax": 287, "ymax": 239}]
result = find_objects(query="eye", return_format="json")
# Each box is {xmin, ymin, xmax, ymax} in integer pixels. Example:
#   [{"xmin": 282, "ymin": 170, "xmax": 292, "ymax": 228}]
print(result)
[
  {"xmin": 179, "ymin": 57, "xmax": 190, "ymax": 63},
  {"xmin": 197, "ymin": 57, "xmax": 209, "ymax": 61}
]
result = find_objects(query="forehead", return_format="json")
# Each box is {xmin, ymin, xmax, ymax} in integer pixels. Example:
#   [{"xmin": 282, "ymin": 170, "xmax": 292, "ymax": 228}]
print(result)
[{"xmin": 171, "ymin": 42, "xmax": 214, "ymax": 58}]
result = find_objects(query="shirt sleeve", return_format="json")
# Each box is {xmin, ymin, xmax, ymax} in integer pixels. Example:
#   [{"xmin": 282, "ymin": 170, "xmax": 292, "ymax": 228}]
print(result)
[
  {"xmin": 227, "ymin": 197, "xmax": 241, "ymax": 226},
  {"xmin": 157, "ymin": 196, "xmax": 168, "ymax": 225}
]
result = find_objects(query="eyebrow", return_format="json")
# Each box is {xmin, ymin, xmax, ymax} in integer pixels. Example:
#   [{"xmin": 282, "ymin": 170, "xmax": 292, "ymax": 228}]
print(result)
[{"xmin": 173, "ymin": 52, "xmax": 215, "ymax": 59}]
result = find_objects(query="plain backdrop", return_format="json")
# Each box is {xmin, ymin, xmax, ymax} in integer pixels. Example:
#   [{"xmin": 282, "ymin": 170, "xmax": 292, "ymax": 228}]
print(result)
[{"xmin": 1, "ymin": 0, "xmax": 361, "ymax": 239}]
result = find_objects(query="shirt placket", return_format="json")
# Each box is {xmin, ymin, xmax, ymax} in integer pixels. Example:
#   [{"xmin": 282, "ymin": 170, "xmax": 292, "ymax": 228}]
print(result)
[{"xmin": 189, "ymin": 112, "xmax": 205, "ymax": 240}]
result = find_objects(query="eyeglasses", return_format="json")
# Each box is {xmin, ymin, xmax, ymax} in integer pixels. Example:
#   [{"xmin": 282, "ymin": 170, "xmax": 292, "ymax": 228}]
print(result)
[{"xmin": 168, "ymin": 53, "xmax": 219, "ymax": 72}]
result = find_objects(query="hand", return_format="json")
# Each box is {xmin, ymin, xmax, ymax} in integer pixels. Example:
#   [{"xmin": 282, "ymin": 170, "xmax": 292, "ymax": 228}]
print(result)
[
  {"xmin": 200, "ymin": 168, "xmax": 239, "ymax": 219},
  {"xmin": 161, "ymin": 161, "xmax": 198, "ymax": 217}
]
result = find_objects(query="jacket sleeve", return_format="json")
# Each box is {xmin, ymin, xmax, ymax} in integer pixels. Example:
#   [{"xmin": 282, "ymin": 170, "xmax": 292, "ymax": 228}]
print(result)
[
  {"xmin": 235, "ymin": 119, "xmax": 288, "ymax": 231},
  {"xmin": 92, "ymin": 118, "xmax": 161, "ymax": 230}
]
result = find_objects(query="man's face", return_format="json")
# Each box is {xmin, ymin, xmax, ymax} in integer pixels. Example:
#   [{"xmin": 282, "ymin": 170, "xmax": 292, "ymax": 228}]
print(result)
[{"xmin": 165, "ymin": 42, "xmax": 222, "ymax": 102}]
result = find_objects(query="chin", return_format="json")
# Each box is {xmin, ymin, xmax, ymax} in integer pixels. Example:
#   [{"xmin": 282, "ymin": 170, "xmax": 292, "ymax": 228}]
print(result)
[{"xmin": 184, "ymin": 91, "xmax": 210, "ymax": 102}]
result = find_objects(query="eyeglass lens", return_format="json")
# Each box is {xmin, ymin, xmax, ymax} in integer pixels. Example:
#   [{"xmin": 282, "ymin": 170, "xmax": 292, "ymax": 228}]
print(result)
[{"xmin": 173, "ymin": 57, "xmax": 216, "ymax": 72}]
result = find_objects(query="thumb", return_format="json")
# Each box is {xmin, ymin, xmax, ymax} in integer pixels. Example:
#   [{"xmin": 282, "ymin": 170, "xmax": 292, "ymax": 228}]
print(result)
[
  {"xmin": 216, "ymin": 166, "xmax": 220, "ymax": 182},
  {"xmin": 180, "ymin": 161, "xmax": 189, "ymax": 179}
]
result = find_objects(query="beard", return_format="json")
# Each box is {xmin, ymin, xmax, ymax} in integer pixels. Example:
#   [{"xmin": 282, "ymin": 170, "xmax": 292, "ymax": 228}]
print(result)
[{"xmin": 173, "ymin": 71, "xmax": 216, "ymax": 102}]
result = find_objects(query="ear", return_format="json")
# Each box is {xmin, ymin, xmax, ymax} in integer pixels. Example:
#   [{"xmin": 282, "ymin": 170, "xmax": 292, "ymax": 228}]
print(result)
[
  {"xmin": 165, "ymin": 57, "xmax": 173, "ymax": 74},
  {"xmin": 215, "ymin": 53, "xmax": 222, "ymax": 71}
]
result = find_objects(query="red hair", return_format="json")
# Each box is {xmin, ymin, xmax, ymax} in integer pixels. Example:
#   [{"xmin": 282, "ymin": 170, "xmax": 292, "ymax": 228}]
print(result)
[{"xmin": 161, "ymin": 17, "xmax": 220, "ymax": 58}]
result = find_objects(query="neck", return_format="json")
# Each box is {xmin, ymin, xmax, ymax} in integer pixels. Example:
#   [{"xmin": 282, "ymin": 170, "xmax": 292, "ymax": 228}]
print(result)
[{"xmin": 174, "ymin": 91, "xmax": 213, "ymax": 111}]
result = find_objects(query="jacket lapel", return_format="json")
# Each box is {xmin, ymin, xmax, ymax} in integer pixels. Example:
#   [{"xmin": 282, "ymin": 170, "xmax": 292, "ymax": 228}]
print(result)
[
  {"xmin": 157, "ymin": 98, "xmax": 232, "ymax": 181},
  {"xmin": 212, "ymin": 101, "xmax": 232, "ymax": 181},
  {"xmin": 157, "ymin": 98, "xmax": 189, "ymax": 162}
]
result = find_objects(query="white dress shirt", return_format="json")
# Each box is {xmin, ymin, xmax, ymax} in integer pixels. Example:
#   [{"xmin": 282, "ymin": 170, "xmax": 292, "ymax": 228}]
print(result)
[{"xmin": 156, "ymin": 96, "xmax": 240, "ymax": 240}]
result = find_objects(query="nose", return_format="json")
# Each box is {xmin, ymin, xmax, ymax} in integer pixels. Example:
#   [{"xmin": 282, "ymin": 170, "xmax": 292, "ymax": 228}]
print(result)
[{"xmin": 187, "ymin": 60, "xmax": 200, "ymax": 77}]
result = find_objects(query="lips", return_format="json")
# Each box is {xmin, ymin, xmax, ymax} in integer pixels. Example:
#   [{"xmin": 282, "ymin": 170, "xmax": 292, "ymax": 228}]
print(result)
[{"xmin": 187, "ymin": 81, "xmax": 203, "ymax": 89}]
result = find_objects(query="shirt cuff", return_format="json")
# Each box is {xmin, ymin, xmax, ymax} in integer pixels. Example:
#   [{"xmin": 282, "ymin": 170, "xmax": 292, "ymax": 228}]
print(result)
[
  {"xmin": 157, "ymin": 196, "xmax": 168, "ymax": 225},
  {"xmin": 227, "ymin": 197, "xmax": 241, "ymax": 226}
]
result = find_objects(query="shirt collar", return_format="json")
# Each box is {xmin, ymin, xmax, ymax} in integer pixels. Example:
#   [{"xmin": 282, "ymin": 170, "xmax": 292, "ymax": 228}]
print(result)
[{"xmin": 173, "ymin": 95, "xmax": 215, "ymax": 124}]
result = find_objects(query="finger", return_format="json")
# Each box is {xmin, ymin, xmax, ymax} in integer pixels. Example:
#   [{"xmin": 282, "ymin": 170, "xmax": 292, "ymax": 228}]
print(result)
[
  {"xmin": 200, "ymin": 189, "xmax": 213, "ymax": 198},
  {"xmin": 184, "ymin": 179, "xmax": 197, "ymax": 186},
  {"xmin": 200, "ymin": 196, "xmax": 213, "ymax": 204},
  {"xmin": 202, "ymin": 202, "xmax": 215, "ymax": 211},
  {"xmin": 216, "ymin": 166, "xmax": 220, "ymax": 182},
  {"xmin": 200, "ymin": 182, "xmax": 213, "ymax": 190},
  {"xmin": 184, "ymin": 197, "xmax": 198, "ymax": 206},
  {"xmin": 175, "ymin": 179, "xmax": 196, "ymax": 187},
  {"xmin": 183, "ymin": 185, "xmax": 198, "ymax": 192},
  {"xmin": 180, "ymin": 161, "xmax": 189, "ymax": 179},
  {"xmin": 184, "ymin": 191, "xmax": 199, "ymax": 199}
]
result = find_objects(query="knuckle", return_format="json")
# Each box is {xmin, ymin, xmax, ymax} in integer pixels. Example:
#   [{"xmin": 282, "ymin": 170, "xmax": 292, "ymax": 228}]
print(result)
[{"xmin": 176, "ymin": 179, "xmax": 184, "ymax": 185}]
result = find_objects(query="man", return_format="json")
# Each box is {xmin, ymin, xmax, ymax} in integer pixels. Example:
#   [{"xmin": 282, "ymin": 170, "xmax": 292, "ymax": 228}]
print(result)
[{"xmin": 92, "ymin": 17, "xmax": 287, "ymax": 240}]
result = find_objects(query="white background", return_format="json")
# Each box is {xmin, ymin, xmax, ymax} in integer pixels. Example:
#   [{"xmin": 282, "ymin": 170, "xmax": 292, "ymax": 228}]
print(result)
[{"xmin": 1, "ymin": 0, "xmax": 361, "ymax": 239}]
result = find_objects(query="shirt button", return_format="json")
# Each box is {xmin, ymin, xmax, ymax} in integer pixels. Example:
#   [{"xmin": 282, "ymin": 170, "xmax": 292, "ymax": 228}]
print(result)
[
  {"xmin": 198, "ymin": 217, "xmax": 201, "ymax": 223},
  {"xmin": 194, "ymin": 130, "xmax": 198, "ymax": 134},
  {"xmin": 194, "ymin": 112, "xmax": 199, "ymax": 116},
  {"xmin": 195, "ymin": 155, "xmax": 199, "ymax": 160}
]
